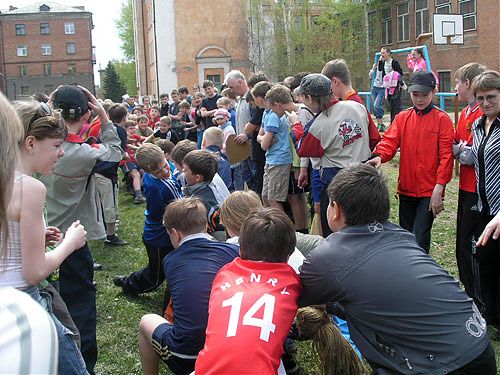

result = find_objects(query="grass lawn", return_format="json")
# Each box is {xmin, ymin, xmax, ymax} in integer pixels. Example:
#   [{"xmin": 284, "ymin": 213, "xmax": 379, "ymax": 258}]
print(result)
[{"xmin": 91, "ymin": 159, "xmax": 500, "ymax": 374}]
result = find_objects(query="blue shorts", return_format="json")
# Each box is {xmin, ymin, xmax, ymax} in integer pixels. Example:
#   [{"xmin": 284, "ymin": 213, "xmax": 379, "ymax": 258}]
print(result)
[
  {"xmin": 151, "ymin": 323, "xmax": 196, "ymax": 375},
  {"xmin": 120, "ymin": 162, "xmax": 138, "ymax": 174}
]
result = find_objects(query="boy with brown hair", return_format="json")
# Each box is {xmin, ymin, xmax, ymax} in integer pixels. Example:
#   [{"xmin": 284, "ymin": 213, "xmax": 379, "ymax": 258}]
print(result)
[
  {"xmin": 138, "ymin": 197, "xmax": 239, "ymax": 375},
  {"xmin": 255, "ymin": 83, "xmax": 293, "ymax": 210},
  {"xmin": 113, "ymin": 143, "xmax": 182, "ymax": 296},
  {"xmin": 195, "ymin": 207, "xmax": 302, "ymax": 374}
]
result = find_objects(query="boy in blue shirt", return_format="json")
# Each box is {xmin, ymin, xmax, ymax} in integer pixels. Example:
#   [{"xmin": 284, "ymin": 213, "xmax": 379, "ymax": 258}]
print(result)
[
  {"xmin": 255, "ymin": 82, "xmax": 293, "ymax": 211},
  {"xmin": 113, "ymin": 143, "xmax": 182, "ymax": 296},
  {"xmin": 138, "ymin": 197, "xmax": 239, "ymax": 375}
]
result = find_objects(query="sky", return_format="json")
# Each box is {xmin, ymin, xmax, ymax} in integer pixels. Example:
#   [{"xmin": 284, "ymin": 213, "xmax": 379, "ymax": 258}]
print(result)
[{"xmin": 0, "ymin": 0, "xmax": 125, "ymax": 84}]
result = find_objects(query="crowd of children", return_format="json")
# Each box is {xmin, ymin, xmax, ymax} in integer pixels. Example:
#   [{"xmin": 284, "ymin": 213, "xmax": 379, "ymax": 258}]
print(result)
[{"xmin": 0, "ymin": 56, "xmax": 499, "ymax": 375}]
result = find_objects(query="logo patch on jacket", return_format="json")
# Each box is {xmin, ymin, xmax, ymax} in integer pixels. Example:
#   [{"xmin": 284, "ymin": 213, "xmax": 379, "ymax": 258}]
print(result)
[{"xmin": 338, "ymin": 119, "xmax": 362, "ymax": 147}]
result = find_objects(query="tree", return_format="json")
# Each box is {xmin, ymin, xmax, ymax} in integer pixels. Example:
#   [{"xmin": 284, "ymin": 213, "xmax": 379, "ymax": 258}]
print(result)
[
  {"xmin": 113, "ymin": 60, "xmax": 137, "ymax": 96},
  {"xmin": 115, "ymin": 0, "xmax": 135, "ymax": 60},
  {"xmin": 103, "ymin": 61, "xmax": 127, "ymax": 102}
]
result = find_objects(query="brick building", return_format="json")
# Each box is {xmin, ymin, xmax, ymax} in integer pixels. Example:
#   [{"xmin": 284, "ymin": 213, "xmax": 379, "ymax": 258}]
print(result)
[
  {"xmin": 375, "ymin": 0, "xmax": 499, "ymax": 93},
  {"xmin": 0, "ymin": 1, "xmax": 95, "ymax": 100},
  {"xmin": 133, "ymin": 0, "xmax": 251, "ymax": 98}
]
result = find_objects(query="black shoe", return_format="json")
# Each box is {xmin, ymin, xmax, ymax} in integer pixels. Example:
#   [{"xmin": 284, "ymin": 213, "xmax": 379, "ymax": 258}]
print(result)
[
  {"xmin": 113, "ymin": 276, "xmax": 127, "ymax": 288},
  {"xmin": 104, "ymin": 234, "xmax": 128, "ymax": 246},
  {"xmin": 93, "ymin": 262, "xmax": 102, "ymax": 271}
]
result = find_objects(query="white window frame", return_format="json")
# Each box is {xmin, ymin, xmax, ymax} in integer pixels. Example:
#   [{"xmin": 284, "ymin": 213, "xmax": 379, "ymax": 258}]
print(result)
[
  {"xmin": 41, "ymin": 44, "xmax": 52, "ymax": 56},
  {"xmin": 435, "ymin": 0, "xmax": 451, "ymax": 13},
  {"xmin": 397, "ymin": 2, "xmax": 410, "ymax": 42},
  {"xmin": 16, "ymin": 45, "xmax": 27, "ymax": 57},
  {"xmin": 19, "ymin": 65, "xmax": 28, "ymax": 76},
  {"xmin": 64, "ymin": 22, "xmax": 75, "ymax": 35},
  {"xmin": 415, "ymin": 0, "xmax": 430, "ymax": 38},
  {"xmin": 458, "ymin": 0, "xmax": 476, "ymax": 31}
]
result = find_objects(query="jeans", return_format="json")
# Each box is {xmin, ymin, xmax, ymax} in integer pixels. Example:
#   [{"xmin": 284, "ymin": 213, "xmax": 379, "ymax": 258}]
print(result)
[
  {"xmin": 24, "ymin": 286, "xmax": 89, "ymax": 375},
  {"xmin": 232, "ymin": 163, "xmax": 244, "ymax": 191},
  {"xmin": 399, "ymin": 195, "xmax": 434, "ymax": 253},
  {"xmin": 196, "ymin": 130, "xmax": 204, "ymax": 149},
  {"xmin": 371, "ymin": 86, "xmax": 385, "ymax": 119}
]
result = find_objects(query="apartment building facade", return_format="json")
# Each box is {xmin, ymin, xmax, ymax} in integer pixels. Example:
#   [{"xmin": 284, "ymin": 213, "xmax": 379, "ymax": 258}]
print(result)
[{"xmin": 0, "ymin": 1, "xmax": 95, "ymax": 100}]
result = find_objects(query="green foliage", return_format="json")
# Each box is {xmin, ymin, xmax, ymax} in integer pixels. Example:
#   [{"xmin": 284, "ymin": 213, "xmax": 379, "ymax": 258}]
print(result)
[
  {"xmin": 103, "ymin": 61, "xmax": 128, "ymax": 102},
  {"xmin": 115, "ymin": 0, "xmax": 135, "ymax": 60},
  {"xmin": 247, "ymin": 0, "xmax": 385, "ymax": 90},
  {"xmin": 113, "ymin": 60, "xmax": 137, "ymax": 97}
]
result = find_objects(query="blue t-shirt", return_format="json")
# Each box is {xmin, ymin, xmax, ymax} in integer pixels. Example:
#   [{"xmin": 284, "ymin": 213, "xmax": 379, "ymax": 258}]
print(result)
[
  {"xmin": 262, "ymin": 109, "xmax": 292, "ymax": 166},
  {"xmin": 163, "ymin": 236, "xmax": 239, "ymax": 355},
  {"xmin": 142, "ymin": 173, "xmax": 182, "ymax": 247}
]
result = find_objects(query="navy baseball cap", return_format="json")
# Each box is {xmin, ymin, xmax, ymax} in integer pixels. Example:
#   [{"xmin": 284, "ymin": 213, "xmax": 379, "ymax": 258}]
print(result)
[
  {"xmin": 408, "ymin": 71, "xmax": 436, "ymax": 94},
  {"xmin": 298, "ymin": 74, "xmax": 332, "ymax": 97},
  {"xmin": 52, "ymin": 85, "xmax": 89, "ymax": 119}
]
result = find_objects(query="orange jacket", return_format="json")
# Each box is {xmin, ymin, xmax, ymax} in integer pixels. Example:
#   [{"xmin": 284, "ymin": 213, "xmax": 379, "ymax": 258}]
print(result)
[{"xmin": 374, "ymin": 106, "xmax": 454, "ymax": 197}]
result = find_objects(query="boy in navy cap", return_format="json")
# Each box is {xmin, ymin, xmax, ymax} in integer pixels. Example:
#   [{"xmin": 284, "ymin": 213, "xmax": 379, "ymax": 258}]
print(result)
[
  {"xmin": 40, "ymin": 84, "xmax": 123, "ymax": 372},
  {"xmin": 367, "ymin": 71, "xmax": 454, "ymax": 253}
]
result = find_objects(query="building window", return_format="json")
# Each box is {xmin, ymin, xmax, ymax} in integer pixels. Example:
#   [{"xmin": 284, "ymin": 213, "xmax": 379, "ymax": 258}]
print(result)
[
  {"xmin": 438, "ymin": 71, "xmax": 451, "ymax": 92},
  {"xmin": 435, "ymin": 0, "xmax": 451, "ymax": 13},
  {"xmin": 44, "ymin": 64, "xmax": 52, "ymax": 75},
  {"xmin": 44, "ymin": 84, "xmax": 54, "ymax": 95},
  {"xmin": 310, "ymin": 16, "xmax": 320, "ymax": 29},
  {"xmin": 381, "ymin": 7, "xmax": 392, "ymax": 45},
  {"xmin": 67, "ymin": 63, "xmax": 77, "ymax": 74},
  {"xmin": 64, "ymin": 22, "xmax": 75, "ymax": 34},
  {"xmin": 66, "ymin": 43, "xmax": 76, "ymax": 55},
  {"xmin": 293, "ymin": 16, "xmax": 303, "ymax": 31},
  {"xmin": 397, "ymin": 2, "xmax": 410, "ymax": 42},
  {"xmin": 19, "ymin": 65, "xmax": 28, "ymax": 76},
  {"xmin": 16, "ymin": 45, "xmax": 28, "ymax": 57},
  {"xmin": 415, "ymin": 0, "xmax": 430, "ymax": 38},
  {"xmin": 459, "ymin": 0, "xmax": 476, "ymax": 31},
  {"xmin": 20, "ymin": 86, "xmax": 30, "ymax": 97},
  {"xmin": 40, "ymin": 23, "xmax": 50, "ymax": 35},
  {"xmin": 41, "ymin": 44, "xmax": 52, "ymax": 55},
  {"xmin": 15, "ymin": 24, "xmax": 26, "ymax": 36}
]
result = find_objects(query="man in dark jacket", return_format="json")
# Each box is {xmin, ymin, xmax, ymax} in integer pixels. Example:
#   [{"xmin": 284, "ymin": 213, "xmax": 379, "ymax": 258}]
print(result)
[{"xmin": 299, "ymin": 164, "xmax": 495, "ymax": 375}]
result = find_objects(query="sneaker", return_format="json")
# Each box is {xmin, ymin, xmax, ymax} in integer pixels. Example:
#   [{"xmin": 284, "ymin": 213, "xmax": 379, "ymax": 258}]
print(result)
[
  {"xmin": 93, "ymin": 262, "xmax": 103, "ymax": 271},
  {"xmin": 104, "ymin": 234, "xmax": 128, "ymax": 246},
  {"xmin": 134, "ymin": 195, "xmax": 146, "ymax": 204}
]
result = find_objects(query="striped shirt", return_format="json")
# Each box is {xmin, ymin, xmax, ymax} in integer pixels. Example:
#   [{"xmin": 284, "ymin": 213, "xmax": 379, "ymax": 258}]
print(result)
[{"xmin": 472, "ymin": 115, "xmax": 500, "ymax": 215}]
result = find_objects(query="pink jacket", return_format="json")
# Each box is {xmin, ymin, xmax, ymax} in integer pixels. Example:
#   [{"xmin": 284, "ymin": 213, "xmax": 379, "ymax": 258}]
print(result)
[
  {"xmin": 407, "ymin": 54, "xmax": 427, "ymax": 72},
  {"xmin": 383, "ymin": 71, "xmax": 401, "ymax": 97}
]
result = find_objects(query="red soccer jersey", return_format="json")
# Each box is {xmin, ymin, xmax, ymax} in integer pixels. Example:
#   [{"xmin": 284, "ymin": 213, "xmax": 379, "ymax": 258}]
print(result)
[
  {"xmin": 195, "ymin": 258, "xmax": 302, "ymax": 375},
  {"xmin": 454, "ymin": 102, "xmax": 482, "ymax": 193}
]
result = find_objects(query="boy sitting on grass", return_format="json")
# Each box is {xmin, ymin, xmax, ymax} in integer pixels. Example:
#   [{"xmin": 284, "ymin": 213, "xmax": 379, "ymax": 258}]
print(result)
[
  {"xmin": 139, "ymin": 197, "xmax": 239, "ymax": 375},
  {"xmin": 113, "ymin": 143, "xmax": 182, "ymax": 297},
  {"xmin": 195, "ymin": 207, "xmax": 302, "ymax": 374}
]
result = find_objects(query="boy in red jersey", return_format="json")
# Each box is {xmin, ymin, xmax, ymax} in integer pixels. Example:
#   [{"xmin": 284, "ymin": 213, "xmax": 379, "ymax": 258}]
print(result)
[
  {"xmin": 453, "ymin": 62, "xmax": 486, "ymax": 305},
  {"xmin": 195, "ymin": 207, "xmax": 302, "ymax": 375}
]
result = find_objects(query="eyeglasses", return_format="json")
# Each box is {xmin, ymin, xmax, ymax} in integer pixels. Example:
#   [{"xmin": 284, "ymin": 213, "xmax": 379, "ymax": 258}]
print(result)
[
  {"xmin": 29, "ymin": 101, "xmax": 52, "ymax": 126},
  {"xmin": 476, "ymin": 94, "xmax": 498, "ymax": 103}
]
